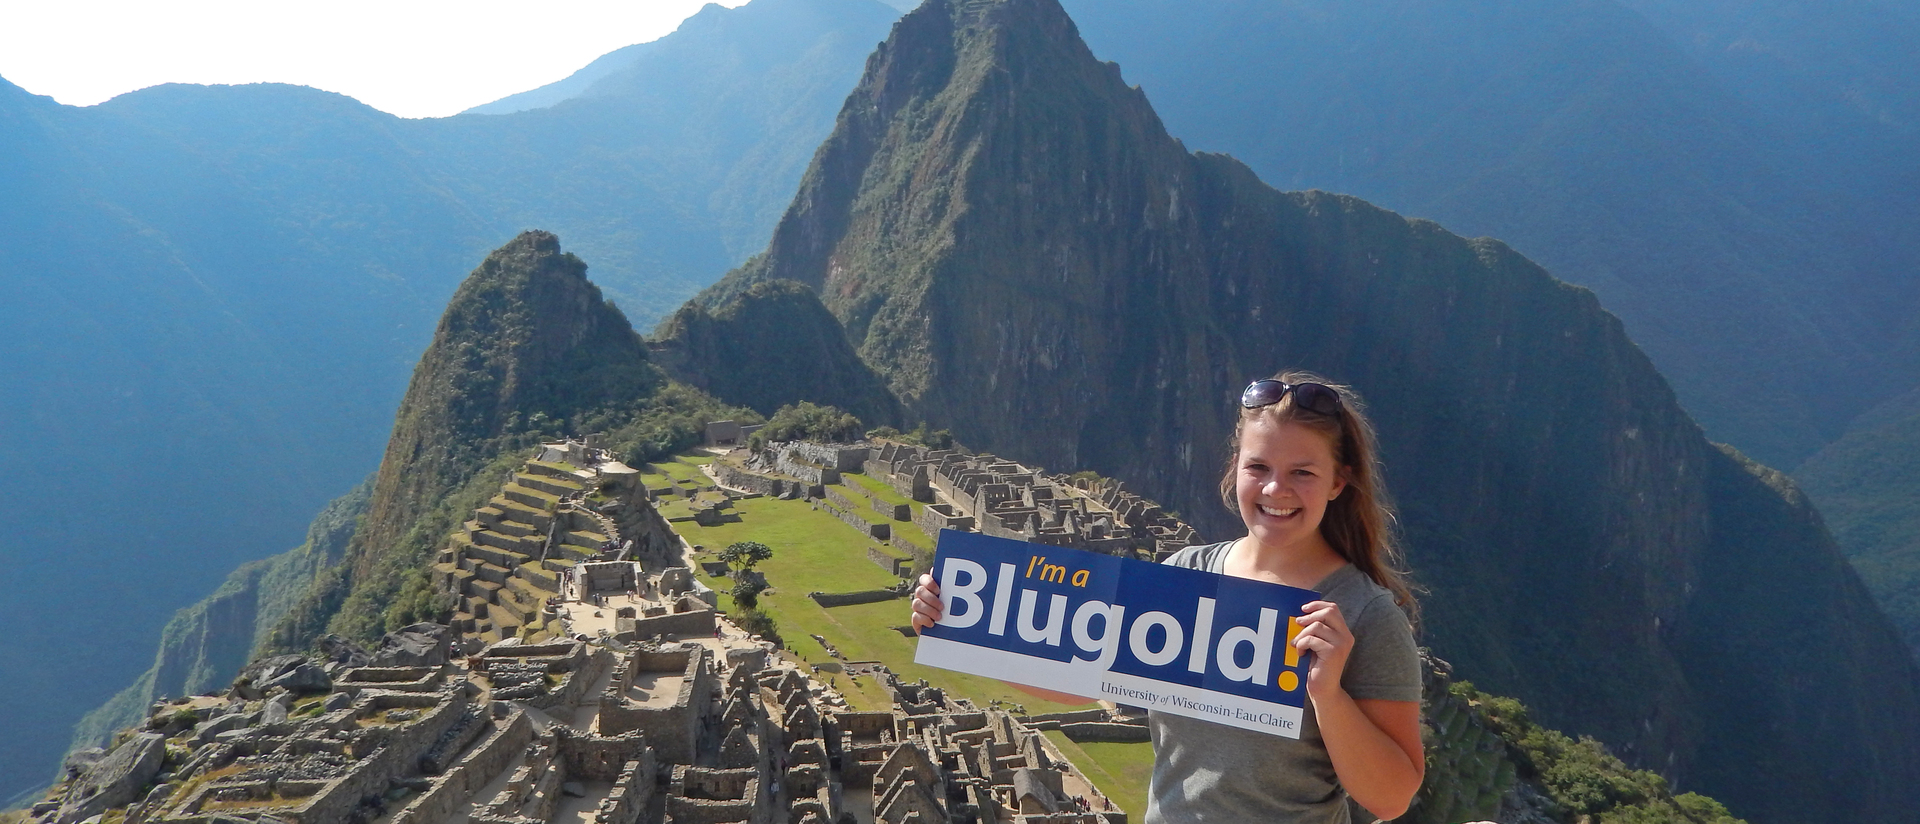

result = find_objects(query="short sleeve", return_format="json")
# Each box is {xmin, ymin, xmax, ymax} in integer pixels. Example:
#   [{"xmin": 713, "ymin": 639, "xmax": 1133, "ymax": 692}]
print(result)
[
  {"xmin": 1159, "ymin": 545, "xmax": 1204, "ymax": 569},
  {"xmin": 1341, "ymin": 594, "xmax": 1422, "ymax": 703}
]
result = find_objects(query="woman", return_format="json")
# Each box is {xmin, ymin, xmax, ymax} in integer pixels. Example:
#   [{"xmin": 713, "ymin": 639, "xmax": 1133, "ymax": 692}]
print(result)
[{"xmin": 911, "ymin": 373, "xmax": 1424, "ymax": 822}]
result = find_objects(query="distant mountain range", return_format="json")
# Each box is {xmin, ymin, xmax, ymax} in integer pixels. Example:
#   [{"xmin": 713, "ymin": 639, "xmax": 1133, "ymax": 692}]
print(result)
[{"xmin": 0, "ymin": 0, "xmax": 900, "ymax": 801}]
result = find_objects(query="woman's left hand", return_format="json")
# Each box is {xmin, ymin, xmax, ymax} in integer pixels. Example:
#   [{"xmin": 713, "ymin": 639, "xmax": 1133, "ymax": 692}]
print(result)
[{"xmin": 1293, "ymin": 599, "xmax": 1353, "ymax": 698}]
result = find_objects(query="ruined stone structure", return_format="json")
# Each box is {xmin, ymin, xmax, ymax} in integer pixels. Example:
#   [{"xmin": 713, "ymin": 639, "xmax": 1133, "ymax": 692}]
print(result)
[
  {"xmin": 45, "ymin": 624, "xmax": 1124, "ymax": 824},
  {"xmin": 863, "ymin": 442, "xmax": 1198, "ymax": 560},
  {"xmin": 35, "ymin": 434, "xmax": 1138, "ymax": 824},
  {"xmin": 435, "ymin": 438, "xmax": 684, "ymax": 643}
]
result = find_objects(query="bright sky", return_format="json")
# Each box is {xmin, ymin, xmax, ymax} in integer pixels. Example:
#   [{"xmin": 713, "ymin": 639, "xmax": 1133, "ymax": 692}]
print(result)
[{"xmin": 0, "ymin": 0, "xmax": 753, "ymax": 119}]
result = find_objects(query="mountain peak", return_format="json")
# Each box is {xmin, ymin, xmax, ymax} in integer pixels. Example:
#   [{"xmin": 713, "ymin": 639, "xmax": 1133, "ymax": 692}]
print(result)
[
  {"xmin": 723, "ymin": 0, "xmax": 1176, "ymax": 401},
  {"xmin": 329, "ymin": 231, "xmax": 656, "ymax": 624}
]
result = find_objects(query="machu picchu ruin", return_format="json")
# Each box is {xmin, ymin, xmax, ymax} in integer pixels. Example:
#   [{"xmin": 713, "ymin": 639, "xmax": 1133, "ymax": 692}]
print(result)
[
  {"xmin": 31, "ymin": 425, "xmax": 1751, "ymax": 824},
  {"xmin": 28, "ymin": 432, "xmax": 1151, "ymax": 824}
]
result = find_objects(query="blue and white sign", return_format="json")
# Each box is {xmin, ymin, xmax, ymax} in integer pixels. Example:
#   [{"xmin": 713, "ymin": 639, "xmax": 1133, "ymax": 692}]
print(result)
[{"xmin": 913, "ymin": 530, "xmax": 1319, "ymax": 738}]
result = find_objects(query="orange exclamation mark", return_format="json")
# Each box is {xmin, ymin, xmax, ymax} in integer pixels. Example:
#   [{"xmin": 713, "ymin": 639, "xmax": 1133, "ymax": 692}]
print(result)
[{"xmin": 1277, "ymin": 617, "xmax": 1303, "ymax": 692}]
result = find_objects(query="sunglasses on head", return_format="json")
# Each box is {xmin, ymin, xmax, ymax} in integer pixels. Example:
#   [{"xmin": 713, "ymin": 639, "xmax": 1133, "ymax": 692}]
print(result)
[{"xmin": 1240, "ymin": 379, "xmax": 1343, "ymax": 416}]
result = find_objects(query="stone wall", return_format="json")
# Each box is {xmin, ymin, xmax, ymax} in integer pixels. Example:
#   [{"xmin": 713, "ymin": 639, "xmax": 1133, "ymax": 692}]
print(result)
[
  {"xmin": 889, "ymin": 535, "xmax": 934, "ymax": 570},
  {"xmin": 526, "ymin": 646, "xmax": 610, "ymax": 712},
  {"xmin": 1058, "ymin": 722, "xmax": 1151, "ymax": 743},
  {"xmin": 867, "ymin": 547, "xmax": 913, "ymax": 577},
  {"xmin": 596, "ymin": 757, "xmax": 653, "ymax": 824},
  {"xmin": 337, "ymin": 667, "xmax": 440, "ymax": 694},
  {"xmin": 807, "ymin": 590, "xmax": 903, "ymax": 608},
  {"xmin": 557, "ymin": 728, "xmax": 649, "ymax": 782},
  {"xmin": 615, "ymin": 607, "xmax": 716, "ymax": 642},
  {"xmin": 816, "ymin": 494, "xmax": 890, "ymax": 540},
  {"xmin": 715, "ymin": 464, "xmax": 798, "ymax": 499},
  {"xmin": 785, "ymin": 442, "xmax": 870, "ymax": 472},
  {"xmin": 914, "ymin": 504, "xmax": 974, "ymax": 538},
  {"xmin": 393, "ymin": 710, "xmax": 534, "ymax": 824},
  {"xmin": 597, "ymin": 645, "xmax": 711, "ymax": 764},
  {"xmin": 291, "ymin": 688, "xmax": 472, "ymax": 824},
  {"xmin": 774, "ymin": 451, "xmax": 839, "ymax": 486},
  {"xmin": 666, "ymin": 766, "xmax": 762, "ymax": 824},
  {"xmin": 578, "ymin": 561, "xmax": 640, "ymax": 594},
  {"xmin": 422, "ymin": 714, "xmax": 489, "ymax": 777}
]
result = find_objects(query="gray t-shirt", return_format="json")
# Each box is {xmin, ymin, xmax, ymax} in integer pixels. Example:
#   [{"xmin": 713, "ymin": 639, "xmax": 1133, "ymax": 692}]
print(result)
[{"xmin": 1146, "ymin": 541, "xmax": 1421, "ymax": 824}]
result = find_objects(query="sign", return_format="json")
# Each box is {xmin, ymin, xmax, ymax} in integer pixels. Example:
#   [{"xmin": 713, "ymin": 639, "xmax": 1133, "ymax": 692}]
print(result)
[{"xmin": 913, "ymin": 530, "xmax": 1319, "ymax": 738}]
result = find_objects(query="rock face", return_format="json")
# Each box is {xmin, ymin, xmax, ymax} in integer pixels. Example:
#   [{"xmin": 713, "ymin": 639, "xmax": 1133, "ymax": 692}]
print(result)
[
  {"xmin": 54, "ymin": 732, "xmax": 166, "ymax": 824},
  {"xmin": 371, "ymin": 622, "xmax": 453, "ymax": 667},
  {"xmin": 693, "ymin": 1, "xmax": 1920, "ymax": 821}
]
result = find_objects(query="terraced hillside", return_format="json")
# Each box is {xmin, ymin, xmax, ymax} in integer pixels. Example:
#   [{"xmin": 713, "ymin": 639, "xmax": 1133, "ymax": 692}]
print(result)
[{"xmin": 434, "ymin": 442, "xmax": 673, "ymax": 645}]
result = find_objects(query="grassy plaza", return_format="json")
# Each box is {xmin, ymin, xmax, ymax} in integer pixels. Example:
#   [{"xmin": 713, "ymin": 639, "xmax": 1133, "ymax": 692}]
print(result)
[{"xmin": 637, "ymin": 452, "xmax": 1155, "ymax": 811}]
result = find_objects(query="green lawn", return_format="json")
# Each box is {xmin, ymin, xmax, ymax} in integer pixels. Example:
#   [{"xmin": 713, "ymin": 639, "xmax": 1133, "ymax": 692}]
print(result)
[
  {"xmin": 844, "ymin": 471, "xmax": 911, "ymax": 507},
  {"xmin": 644, "ymin": 456, "xmax": 711, "ymax": 485},
  {"xmin": 682, "ymin": 493, "xmax": 1095, "ymax": 718},
  {"xmin": 670, "ymin": 473, "xmax": 1154, "ymax": 812},
  {"xmin": 1046, "ymin": 732, "xmax": 1154, "ymax": 817}
]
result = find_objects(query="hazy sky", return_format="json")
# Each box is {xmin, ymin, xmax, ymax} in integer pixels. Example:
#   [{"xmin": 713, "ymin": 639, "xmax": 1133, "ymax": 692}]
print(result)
[{"xmin": 0, "ymin": 0, "xmax": 752, "ymax": 118}]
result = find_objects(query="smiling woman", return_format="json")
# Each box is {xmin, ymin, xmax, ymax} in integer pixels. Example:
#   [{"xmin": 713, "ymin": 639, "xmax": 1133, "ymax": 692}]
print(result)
[
  {"xmin": 912, "ymin": 370, "xmax": 1425, "ymax": 822},
  {"xmin": 0, "ymin": 0, "xmax": 750, "ymax": 117}
]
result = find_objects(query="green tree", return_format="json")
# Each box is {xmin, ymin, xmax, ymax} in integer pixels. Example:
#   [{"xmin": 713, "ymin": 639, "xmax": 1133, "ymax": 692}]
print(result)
[
  {"xmin": 718, "ymin": 540, "xmax": 774, "ymax": 573},
  {"xmin": 733, "ymin": 608, "xmax": 781, "ymax": 646},
  {"xmin": 730, "ymin": 577, "xmax": 769, "ymax": 610},
  {"xmin": 748, "ymin": 401, "xmax": 864, "ymax": 449}
]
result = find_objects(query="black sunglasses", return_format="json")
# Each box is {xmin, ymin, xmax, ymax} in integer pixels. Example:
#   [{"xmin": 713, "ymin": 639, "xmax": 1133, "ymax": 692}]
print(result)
[{"xmin": 1240, "ymin": 379, "xmax": 1343, "ymax": 416}]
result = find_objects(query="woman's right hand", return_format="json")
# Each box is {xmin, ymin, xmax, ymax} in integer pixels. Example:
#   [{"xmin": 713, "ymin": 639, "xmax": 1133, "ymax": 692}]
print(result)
[{"xmin": 909, "ymin": 574, "xmax": 944, "ymax": 630}]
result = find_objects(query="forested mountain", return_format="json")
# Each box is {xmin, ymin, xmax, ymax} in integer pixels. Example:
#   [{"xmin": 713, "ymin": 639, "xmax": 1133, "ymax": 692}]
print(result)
[
  {"xmin": 0, "ymin": 0, "xmax": 899, "ymax": 801},
  {"xmin": 686, "ymin": 1, "xmax": 1920, "ymax": 821}
]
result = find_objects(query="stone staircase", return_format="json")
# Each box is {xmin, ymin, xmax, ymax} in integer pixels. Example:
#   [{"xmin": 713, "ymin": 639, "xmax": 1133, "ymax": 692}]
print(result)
[{"xmin": 434, "ymin": 459, "xmax": 619, "ymax": 643}]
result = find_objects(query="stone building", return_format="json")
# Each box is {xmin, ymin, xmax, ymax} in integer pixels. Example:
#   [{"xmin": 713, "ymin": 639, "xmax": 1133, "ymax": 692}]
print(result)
[{"xmin": 862, "ymin": 442, "xmax": 1197, "ymax": 560}]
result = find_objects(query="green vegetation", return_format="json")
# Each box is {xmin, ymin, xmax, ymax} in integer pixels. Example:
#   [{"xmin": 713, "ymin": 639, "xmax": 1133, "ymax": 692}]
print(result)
[
  {"xmin": 69, "ymin": 477, "xmax": 374, "ymax": 753},
  {"xmin": 718, "ymin": 540, "xmax": 774, "ymax": 572},
  {"xmin": 731, "ymin": 578, "xmax": 770, "ymax": 610},
  {"xmin": 867, "ymin": 423, "xmax": 955, "ymax": 449},
  {"xmin": 733, "ymin": 608, "xmax": 782, "ymax": 647},
  {"xmin": 682, "ymin": 492, "xmax": 1093, "ymax": 717},
  {"xmin": 260, "ymin": 234, "xmax": 765, "ymax": 651},
  {"xmin": 748, "ymin": 402, "xmax": 864, "ymax": 449},
  {"xmin": 1455, "ymin": 681, "xmax": 1747, "ymax": 824},
  {"xmin": 1794, "ymin": 404, "xmax": 1920, "ymax": 654},
  {"xmin": 652, "ymin": 279, "xmax": 902, "ymax": 428}
]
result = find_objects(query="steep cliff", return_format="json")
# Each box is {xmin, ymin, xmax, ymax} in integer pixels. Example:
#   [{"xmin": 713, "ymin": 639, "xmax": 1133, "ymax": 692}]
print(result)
[
  {"xmin": 1794, "ymin": 387, "xmax": 1920, "ymax": 658},
  {"xmin": 698, "ymin": 1, "xmax": 1920, "ymax": 821},
  {"xmin": 268, "ymin": 230, "xmax": 660, "ymax": 646},
  {"xmin": 65, "ymin": 478, "xmax": 370, "ymax": 753}
]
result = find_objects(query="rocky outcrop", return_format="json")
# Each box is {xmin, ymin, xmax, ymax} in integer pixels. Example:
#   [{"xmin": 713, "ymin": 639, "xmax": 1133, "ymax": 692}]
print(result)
[
  {"xmin": 371, "ymin": 622, "xmax": 453, "ymax": 667},
  {"xmin": 688, "ymin": 1, "xmax": 1920, "ymax": 821},
  {"xmin": 54, "ymin": 732, "xmax": 166, "ymax": 824}
]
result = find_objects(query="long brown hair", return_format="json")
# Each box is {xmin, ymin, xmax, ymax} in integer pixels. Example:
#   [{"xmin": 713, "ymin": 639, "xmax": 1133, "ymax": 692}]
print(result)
[{"xmin": 1218, "ymin": 371, "xmax": 1419, "ymax": 623}]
